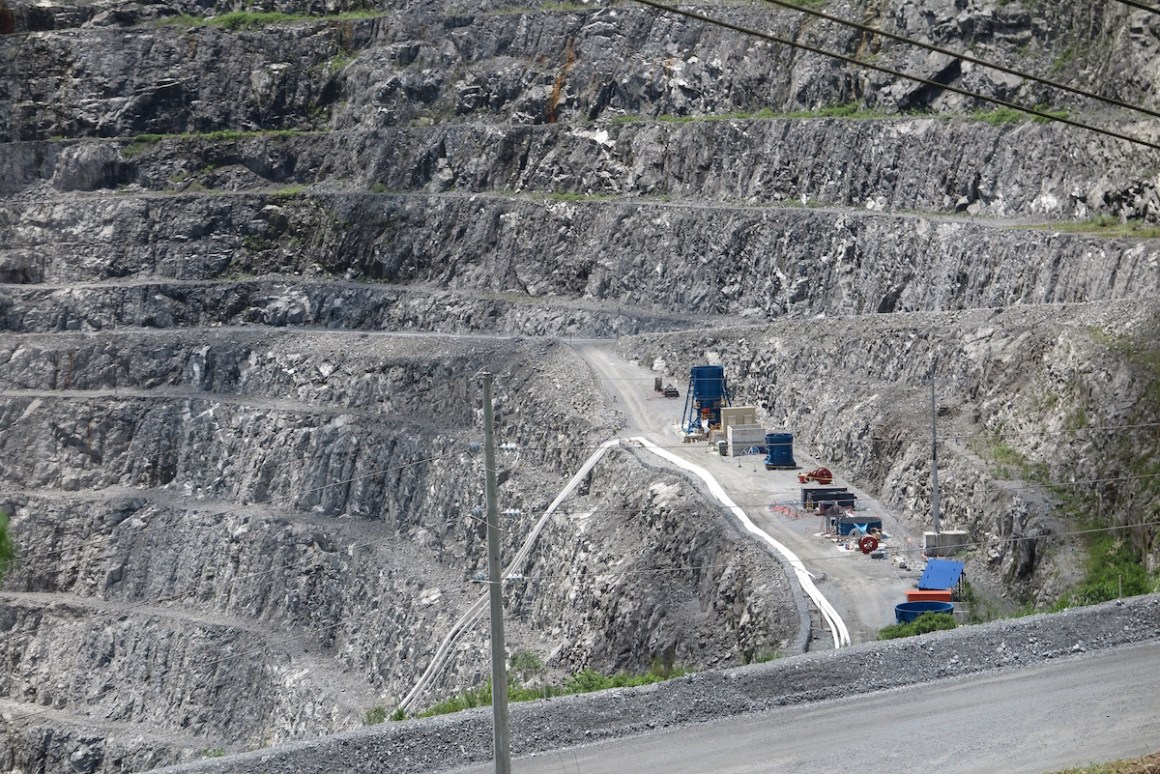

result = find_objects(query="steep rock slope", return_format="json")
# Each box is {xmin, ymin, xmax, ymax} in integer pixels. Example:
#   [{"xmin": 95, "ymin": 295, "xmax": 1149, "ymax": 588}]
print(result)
[{"xmin": 1, "ymin": 0, "xmax": 1159, "ymax": 771}]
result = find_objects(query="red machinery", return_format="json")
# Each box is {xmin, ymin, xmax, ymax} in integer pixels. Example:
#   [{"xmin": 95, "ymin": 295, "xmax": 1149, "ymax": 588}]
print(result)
[{"xmin": 797, "ymin": 467, "xmax": 833, "ymax": 485}]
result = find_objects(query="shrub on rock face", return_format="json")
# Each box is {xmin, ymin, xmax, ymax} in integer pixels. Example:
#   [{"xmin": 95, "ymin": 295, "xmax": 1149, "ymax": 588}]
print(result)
[{"xmin": 877, "ymin": 613, "xmax": 957, "ymax": 640}]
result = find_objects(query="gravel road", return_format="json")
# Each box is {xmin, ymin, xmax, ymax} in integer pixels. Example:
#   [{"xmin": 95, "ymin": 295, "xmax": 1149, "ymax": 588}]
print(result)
[
  {"xmin": 154, "ymin": 595, "xmax": 1160, "ymax": 774},
  {"xmin": 573, "ymin": 342, "xmax": 919, "ymax": 646}
]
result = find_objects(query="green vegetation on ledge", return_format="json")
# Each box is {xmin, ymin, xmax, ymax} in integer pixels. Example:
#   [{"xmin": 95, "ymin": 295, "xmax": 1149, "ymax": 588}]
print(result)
[
  {"xmin": 1053, "ymin": 532, "xmax": 1152, "ymax": 610},
  {"xmin": 1023, "ymin": 215, "xmax": 1160, "ymax": 239},
  {"xmin": 122, "ymin": 129, "xmax": 307, "ymax": 157},
  {"xmin": 971, "ymin": 106, "xmax": 1070, "ymax": 125},
  {"xmin": 877, "ymin": 612, "xmax": 957, "ymax": 640},
  {"xmin": 1051, "ymin": 751, "xmax": 1160, "ymax": 773},
  {"xmin": 374, "ymin": 655, "xmax": 689, "ymax": 723}
]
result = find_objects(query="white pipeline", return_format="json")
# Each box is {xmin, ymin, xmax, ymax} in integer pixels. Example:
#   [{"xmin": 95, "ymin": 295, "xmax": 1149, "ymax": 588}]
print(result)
[
  {"xmin": 629, "ymin": 436, "xmax": 851, "ymax": 649},
  {"xmin": 400, "ymin": 434, "xmax": 849, "ymax": 713}
]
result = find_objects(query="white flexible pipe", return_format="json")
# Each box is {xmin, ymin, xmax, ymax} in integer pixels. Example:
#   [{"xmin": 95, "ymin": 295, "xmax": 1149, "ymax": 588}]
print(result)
[
  {"xmin": 400, "ymin": 434, "xmax": 850, "ymax": 712},
  {"xmin": 629, "ymin": 437, "xmax": 851, "ymax": 649}
]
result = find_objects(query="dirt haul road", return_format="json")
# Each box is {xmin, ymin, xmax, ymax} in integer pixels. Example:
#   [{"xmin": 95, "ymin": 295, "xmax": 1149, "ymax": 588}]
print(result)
[{"xmin": 574, "ymin": 342, "xmax": 918, "ymax": 646}]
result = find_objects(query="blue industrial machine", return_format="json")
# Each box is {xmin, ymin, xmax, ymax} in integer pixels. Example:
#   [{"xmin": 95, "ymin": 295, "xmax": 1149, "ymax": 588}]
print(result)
[
  {"xmin": 681, "ymin": 365, "xmax": 731, "ymax": 434},
  {"xmin": 764, "ymin": 432, "xmax": 797, "ymax": 470}
]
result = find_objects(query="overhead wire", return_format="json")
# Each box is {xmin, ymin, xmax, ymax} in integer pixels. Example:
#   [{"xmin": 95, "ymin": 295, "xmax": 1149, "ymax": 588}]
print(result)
[
  {"xmin": 1111, "ymin": 0, "xmax": 1160, "ymax": 15},
  {"xmin": 756, "ymin": 0, "xmax": 1160, "ymax": 121},
  {"xmin": 626, "ymin": 0, "xmax": 1160, "ymax": 152}
]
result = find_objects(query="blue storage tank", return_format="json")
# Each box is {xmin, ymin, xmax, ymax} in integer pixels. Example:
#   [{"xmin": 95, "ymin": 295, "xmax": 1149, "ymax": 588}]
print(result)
[
  {"xmin": 682, "ymin": 365, "xmax": 731, "ymax": 432},
  {"xmin": 764, "ymin": 432, "xmax": 797, "ymax": 469},
  {"xmin": 894, "ymin": 600, "xmax": 955, "ymax": 623},
  {"xmin": 690, "ymin": 365, "xmax": 727, "ymax": 401}
]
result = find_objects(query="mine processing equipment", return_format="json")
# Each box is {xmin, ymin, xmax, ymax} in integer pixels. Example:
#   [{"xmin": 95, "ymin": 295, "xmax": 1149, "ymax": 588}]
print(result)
[{"xmin": 681, "ymin": 365, "xmax": 731, "ymax": 434}]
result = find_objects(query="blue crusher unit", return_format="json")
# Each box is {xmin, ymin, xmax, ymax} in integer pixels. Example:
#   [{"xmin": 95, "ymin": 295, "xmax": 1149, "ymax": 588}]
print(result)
[{"xmin": 681, "ymin": 365, "xmax": 731, "ymax": 433}]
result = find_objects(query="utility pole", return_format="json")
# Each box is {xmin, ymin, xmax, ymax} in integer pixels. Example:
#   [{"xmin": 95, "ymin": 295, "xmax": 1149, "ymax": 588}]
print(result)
[
  {"xmin": 480, "ymin": 372, "xmax": 511, "ymax": 774},
  {"xmin": 930, "ymin": 377, "xmax": 941, "ymax": 537}
]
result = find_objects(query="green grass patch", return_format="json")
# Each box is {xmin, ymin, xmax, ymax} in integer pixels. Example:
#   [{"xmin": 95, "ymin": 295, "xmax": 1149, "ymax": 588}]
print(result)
[
  {"xmin": 750, "ymin": 648, "xmax": 783, "ymax": 664},
  {"xmin": 779, "ymin": 103, "xmax": 887, "ymax": 119},
  {"xmin": 541, "ymin": 191, "xmax": 616, "ymax": 202},
  {"xmin": 122, "ymin": 129, "xmax": 306, "ymax": 158},
  {"xmin": 1051, "ymin": 751, "xmax": 1160, "ymax": 773},
  {"xmin": 488, "ymin": 2, "xmax": 599, "ymax": 15},
  {"xmin": 272, "ymin": 184, "xmax": 308, "ymax": 198},
  {"xmin": 410, "ymin": 659, "xmax": 689, "ymax": 720},
  {"xmin": 325, "ymin": 51, "xmax": 357, "ymax": 72},
  {"xmin": 972, "ymin": 107, "xmax": 1025, "ymax": 125},
  {"xmin": 1023, "ymin": 215, "xmax": 1160, "ymax": 239},
  {"xmin": 1053, "ymin": 533, "xmax": 1151, "ymax": 610},
  {"xmin": 976, "ymin": 434, "xmax": 1049, "ymax": 482},
  {"xmin": 1050, "ymin": 43, "xmax": 1088, "ymax": 75},
  {"xmin": 364, "ymin": 705, "xmax": 388, "ymax": 725},
  {"xmin": 653, "ymin": 104, "xmax": 886, "ymax": 123},
  {"xmin": 242, "ymin": 235, "xmax": 277, "ymax": 252},
  {"xmin": 1030, "ymin": 107, "xmax": 1070, "ymax": 124},
  {"xmin": 877, "ymin": 612, "xmax": 957, "ymax": 640}
]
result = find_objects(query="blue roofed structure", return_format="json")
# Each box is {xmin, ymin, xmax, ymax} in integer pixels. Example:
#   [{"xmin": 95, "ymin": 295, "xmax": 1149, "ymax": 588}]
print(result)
[{"xmin": 917, "ymin": 558, "xmax": 964, "ymax": 590}]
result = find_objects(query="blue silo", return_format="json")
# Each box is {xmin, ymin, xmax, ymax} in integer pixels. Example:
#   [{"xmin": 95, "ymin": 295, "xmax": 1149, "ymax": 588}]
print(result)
[{"xmin": 681, "ymin": 365, "xmax": 731, "ymax": 433}]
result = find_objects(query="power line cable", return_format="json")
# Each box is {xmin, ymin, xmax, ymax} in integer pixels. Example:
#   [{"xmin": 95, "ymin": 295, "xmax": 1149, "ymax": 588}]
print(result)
[
  {"xmin": 626, "ymin": 0, "xmax": 1160, "ymax": 152},
  {"xmin": 757, "ymin": 0, "xmax": 1160, "ymax": 121},
  {"xmin": 1111, "ymin": 0, "xmax": 1160, "ymax": 15}
]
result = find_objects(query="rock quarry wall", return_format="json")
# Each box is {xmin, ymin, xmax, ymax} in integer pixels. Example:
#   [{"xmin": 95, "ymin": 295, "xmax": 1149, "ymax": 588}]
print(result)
[
  {"xmin": 0, "ymin": 329, "xmax": 802, "ymax": 772},
  {"xmin": 2, "ymin": 0, "xmax": 1160, "ymax": 771}
]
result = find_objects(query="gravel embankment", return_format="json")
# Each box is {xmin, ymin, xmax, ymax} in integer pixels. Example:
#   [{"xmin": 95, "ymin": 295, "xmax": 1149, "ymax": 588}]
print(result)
[{"xmin": 155, "ymin": 595, "xmax": 1160, "ymax": 774}]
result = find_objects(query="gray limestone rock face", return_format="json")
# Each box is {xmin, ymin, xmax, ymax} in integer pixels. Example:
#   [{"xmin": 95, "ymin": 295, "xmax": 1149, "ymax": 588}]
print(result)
[{"xmin": 3, "ymin": 0, "xmax": 1160, "ymax": 771}]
